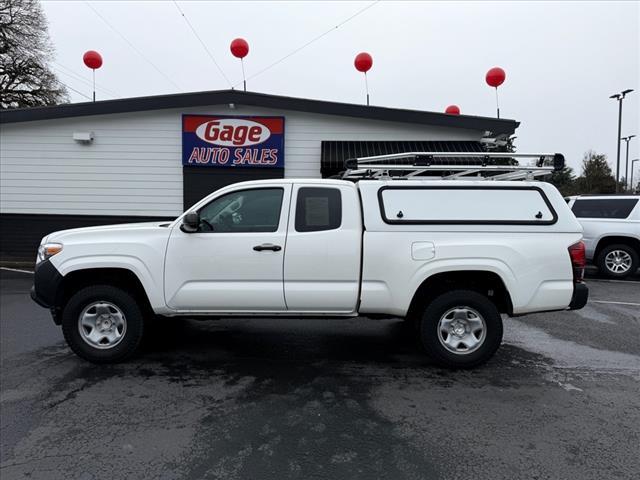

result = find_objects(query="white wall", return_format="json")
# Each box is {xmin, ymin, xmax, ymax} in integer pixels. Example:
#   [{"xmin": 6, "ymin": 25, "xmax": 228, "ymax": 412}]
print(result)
[{"xmin": 0, "ymin": 104, "xmax": 483, "ymax": 217}]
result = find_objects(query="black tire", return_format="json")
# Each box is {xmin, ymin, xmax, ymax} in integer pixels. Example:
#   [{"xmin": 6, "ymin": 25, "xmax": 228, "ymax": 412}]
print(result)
[
  {"xmin": 61, "ymin": 285, "xmax": 145, "ymax": 363},
  {"xmin": 596, "ymin": 244, "xmax": 639, "ymax": 279},
  {"xmin": 419, "ymin": 290, "xmax": 503, "ymax": 369}
]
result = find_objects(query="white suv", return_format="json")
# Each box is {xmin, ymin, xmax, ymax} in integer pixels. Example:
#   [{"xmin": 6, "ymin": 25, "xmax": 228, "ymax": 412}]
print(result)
[
  {"xmin": 566, "ymin": 195, "xmax": 640, "ymax": 278},
  {"xmin": 31, "ymin": 153, "xmax": 588, "ymax": 368}
]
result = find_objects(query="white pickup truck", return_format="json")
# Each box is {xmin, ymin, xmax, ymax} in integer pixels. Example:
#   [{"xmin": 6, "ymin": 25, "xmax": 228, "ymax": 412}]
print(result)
[{"xmin": 31, "ymin": 152, "xmax": 588, "ymax": 368}]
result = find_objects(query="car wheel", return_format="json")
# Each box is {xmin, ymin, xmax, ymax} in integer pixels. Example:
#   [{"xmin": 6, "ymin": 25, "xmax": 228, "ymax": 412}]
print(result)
[
  {"xmin": 61, "ymin": 285, "xmax": 145, "ymax": 363},
  {"xmin": 596, "ymin": 244, "xmax": 638, "ymax": 279},
  {"xmin": 419, "ymin": 290, "xmax": 503, "ymax": 369}
]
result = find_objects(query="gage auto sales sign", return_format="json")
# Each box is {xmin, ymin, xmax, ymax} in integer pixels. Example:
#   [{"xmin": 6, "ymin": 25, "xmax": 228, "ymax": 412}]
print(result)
[{"xmin": 182, "ymin": 115, "xmax": 285, "ymax": 168}]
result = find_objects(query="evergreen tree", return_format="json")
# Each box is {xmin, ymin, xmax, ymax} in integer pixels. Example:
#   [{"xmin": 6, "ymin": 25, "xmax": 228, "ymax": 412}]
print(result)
[
  {"xmin": 547, "ymin": 166, "xmax": 577, "ymax": 196},
  {"xmin": 574, "ymin": 151, "xmax": 616, "ymax": 194}
]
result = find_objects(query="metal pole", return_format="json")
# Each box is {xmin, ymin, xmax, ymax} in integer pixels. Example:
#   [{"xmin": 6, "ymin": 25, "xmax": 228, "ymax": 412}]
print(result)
[
  {"xmin": 365, "ymin": 73, "xmax": 369, "ymax": 106},
  {"xmin": 621, "ymin": 136, "xmax": 635, "ymax": 192},
  {"xmin": 624, "ymin": 138, "xmax": 630, "ymax": 191},
  {"xmin": 241, "ymin": 58, "xmax": 246, "ymax": 92},
  {"xmin": 615, "ymin": 97, "xmax": 623, "ymax": 192},
  {"xmin": 631, "ymin": 159, "xmax": 639, "ymax": 193}
]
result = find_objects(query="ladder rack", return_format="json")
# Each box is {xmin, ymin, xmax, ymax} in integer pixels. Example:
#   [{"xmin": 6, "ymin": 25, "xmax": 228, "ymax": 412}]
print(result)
[{"xmin": 342, "ymin": 152, "xmax": 565, "ymax": 181}]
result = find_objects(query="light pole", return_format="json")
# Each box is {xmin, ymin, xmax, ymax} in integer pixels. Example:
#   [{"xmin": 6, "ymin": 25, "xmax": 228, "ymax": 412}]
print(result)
[
  {"xmin": 631, "ymin": 159, "xmax": 639, "ymax": 194},
  {"xmin": 621, "ymin": 135, "xmax": 636, "ymax": 191},
  {"xmin": 610, "ymin": 89, "xmax": 634, "ymax": 192}
]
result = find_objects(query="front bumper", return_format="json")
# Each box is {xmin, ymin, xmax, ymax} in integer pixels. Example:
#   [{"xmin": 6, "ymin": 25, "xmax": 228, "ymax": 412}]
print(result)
[
  {"xmin": 568, "ymin": 282, "xmax": 588, "ymax": 310},
  {"xmin": 30, "ymin": 286, "xmax": 49, "ymax": 308},
  {"xmin": 31, "ymin": 259, "xmax": 64, "ymax": 323}
]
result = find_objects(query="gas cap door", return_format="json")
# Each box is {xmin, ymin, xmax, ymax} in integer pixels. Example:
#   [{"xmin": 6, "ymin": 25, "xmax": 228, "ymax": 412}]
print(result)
[{"xmin": 411, "ymin": 241, "xmax": 436, "ymax": 261}]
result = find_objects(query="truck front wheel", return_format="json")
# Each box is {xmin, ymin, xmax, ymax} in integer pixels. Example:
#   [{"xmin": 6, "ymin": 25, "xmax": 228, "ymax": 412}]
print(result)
[
  {"xmin": 61, "ymin": 285, "xmax": 145, "ymax": 363},
  {"xmin": 419, "ymin": 290, "xmax": 503, "ymax": 369}
]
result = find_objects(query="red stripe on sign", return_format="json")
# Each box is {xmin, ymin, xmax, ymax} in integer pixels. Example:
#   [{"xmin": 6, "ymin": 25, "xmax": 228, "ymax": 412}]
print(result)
[
  {"xmin": 253, "ymin": 118, "xmax": 283, "ymax": 134},
  {"xmin": 183, "ymin": 116, "xmax": 215, "ymax": 132},
  {"xmin": 183, "ymin": 116, "xmax": 284, "ymax": 134}
]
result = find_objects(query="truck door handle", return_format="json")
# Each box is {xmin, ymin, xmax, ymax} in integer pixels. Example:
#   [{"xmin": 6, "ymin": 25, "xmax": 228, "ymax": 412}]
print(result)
[{"xmin": 253, "ymin": 244, "xmax": 282, "ymax": 252}]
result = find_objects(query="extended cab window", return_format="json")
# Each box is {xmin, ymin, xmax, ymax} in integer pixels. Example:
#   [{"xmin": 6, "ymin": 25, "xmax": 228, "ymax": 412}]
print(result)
[
  {"xmin": 295, "ymin": 187, "xmax": 342, "ymax": 232},
  {"xmin": 571, "ymin": 199, "xmax": 638, "ymax": 219},
  {"xmin": 198, "ymin": 188, "xmax": 283, "ymax": 232}
]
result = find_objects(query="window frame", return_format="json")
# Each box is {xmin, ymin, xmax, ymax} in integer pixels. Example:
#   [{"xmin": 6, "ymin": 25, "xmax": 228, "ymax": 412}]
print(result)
[
  {"xmin": 196, "ymin": 187, "xmax": 285, "ymax": 233},
  {"xmin": 294, "ymin": 187, "xmax": 343, "ymax": 233},
  {"xmin": 377, "ymin": 185, "xmax": 558, "ymax": 226}
]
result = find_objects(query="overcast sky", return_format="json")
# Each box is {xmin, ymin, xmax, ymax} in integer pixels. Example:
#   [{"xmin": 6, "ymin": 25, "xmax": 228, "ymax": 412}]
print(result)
[{"xmin": 41, "ymin": 0, "xmax": 639, "ymax": 173}]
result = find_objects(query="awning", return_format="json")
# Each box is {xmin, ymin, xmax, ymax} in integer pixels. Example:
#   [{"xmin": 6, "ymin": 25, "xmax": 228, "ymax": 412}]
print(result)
[{"xmin": 320, "ymin": 140, "xmax": 485, "ymax": 177}]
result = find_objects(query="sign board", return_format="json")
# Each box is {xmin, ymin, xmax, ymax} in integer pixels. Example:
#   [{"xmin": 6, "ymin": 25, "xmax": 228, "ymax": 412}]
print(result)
[{"xmin": 182, "ymin": 115, "xmax": 285, "ymax": 168}]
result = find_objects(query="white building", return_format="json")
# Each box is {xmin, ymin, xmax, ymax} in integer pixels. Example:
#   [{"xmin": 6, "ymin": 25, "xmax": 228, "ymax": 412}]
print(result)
[{"xmin": 0, "ymin": 89, "xmax": 518, "ymax": 260}]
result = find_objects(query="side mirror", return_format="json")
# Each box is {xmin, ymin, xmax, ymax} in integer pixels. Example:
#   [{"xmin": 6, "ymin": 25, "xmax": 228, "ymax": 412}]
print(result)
[{"xmin": 181, "ymin": 211, "xmax": 199, "ymax": 233}]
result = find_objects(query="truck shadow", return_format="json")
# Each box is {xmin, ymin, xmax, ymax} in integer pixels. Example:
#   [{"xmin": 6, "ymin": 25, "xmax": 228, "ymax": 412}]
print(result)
[
  {"xmin": 141, "ymin": 317, "xmax": 421, "ymax": 363},
  {"xmin": 138, "ymin": 316, "xmax": 550, "ymax": 377}
]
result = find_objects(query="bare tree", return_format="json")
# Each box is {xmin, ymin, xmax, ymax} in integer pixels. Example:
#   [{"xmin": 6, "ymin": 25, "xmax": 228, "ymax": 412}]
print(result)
[{"xmin": 0, "ymin": 0, "xmax": 67, "ymax": 108}]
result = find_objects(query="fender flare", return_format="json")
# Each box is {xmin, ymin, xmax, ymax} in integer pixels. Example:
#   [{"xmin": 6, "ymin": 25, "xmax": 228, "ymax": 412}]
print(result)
[
  {"xmin": 52, "ymin": 255, "xmax": 165, "ymax": 311},
  {"xmin": 403, "ymin": 259, "xmax": 518, "ymax": 316}
]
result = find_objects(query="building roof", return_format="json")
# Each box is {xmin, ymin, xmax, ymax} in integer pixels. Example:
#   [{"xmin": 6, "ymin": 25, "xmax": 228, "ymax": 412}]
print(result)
[{"xmin": 0, "ymin": 89, "xmax": 519, "ymax": 135}]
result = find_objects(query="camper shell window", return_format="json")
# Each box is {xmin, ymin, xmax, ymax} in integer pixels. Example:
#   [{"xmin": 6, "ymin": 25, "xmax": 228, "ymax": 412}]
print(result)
[{"xmin": 378, "ymin": 186, "xmax": 557, "ymax": 225}]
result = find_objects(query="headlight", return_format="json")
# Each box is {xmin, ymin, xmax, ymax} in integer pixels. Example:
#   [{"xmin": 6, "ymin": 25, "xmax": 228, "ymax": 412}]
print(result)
[{"xmin": 37, "ymin": 243, "xmax": 63, "ymax": 264}]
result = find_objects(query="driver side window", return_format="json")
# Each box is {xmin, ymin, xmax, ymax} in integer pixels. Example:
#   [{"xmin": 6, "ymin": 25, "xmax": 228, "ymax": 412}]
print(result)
[{"xmin": 198, "ymin": 188, "xmax": 284, "ymax": 233}]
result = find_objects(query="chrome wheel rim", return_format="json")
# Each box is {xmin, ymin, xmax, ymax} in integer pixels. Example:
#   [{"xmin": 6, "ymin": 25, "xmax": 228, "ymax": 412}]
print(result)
[
  {"xmin": 437, "ymin": 307, "xmax": 486, "ymax": 355},
  {"xmin": 604, "ymin": 250, "xmax": 632, "ymax": 274},
  {"xmin": 78, "ymin": 301, "xmax": 127, "ymax": 349}
]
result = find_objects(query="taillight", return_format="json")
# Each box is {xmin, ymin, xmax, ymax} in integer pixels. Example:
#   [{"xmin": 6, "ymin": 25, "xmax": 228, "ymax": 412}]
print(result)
[{"xmin": 568, "ymin": 241, "xmax": 586, "ymax": 283}]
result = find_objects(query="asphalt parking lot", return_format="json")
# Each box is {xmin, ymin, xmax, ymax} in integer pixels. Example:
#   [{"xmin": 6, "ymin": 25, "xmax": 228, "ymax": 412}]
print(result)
[{"xmin": 1, "ymin": 268, "xmax": 639, "ymax": 480}]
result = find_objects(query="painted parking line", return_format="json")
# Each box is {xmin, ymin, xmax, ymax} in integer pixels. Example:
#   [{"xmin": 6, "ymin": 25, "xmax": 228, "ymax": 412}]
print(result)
[
  {"xmin": 0, "ymin": 267, "xmax": 34, "ymax": 274},
  {"xmin": 590, "ymin": 300, "xmax": 640, "ymax": 307}
]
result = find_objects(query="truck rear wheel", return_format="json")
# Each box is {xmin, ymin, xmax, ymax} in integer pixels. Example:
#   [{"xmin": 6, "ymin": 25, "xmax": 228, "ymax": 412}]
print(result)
[
  {"xmin": 596, "ymin": 244, "xmax": 638, "ymax": 279},
  {"xmin": 61, "ymin": 285, "xmax": 145, "ymax": 363},
  {"xmin": 419, "ymin": 290, "xmax": 502, "ymax": 368}
]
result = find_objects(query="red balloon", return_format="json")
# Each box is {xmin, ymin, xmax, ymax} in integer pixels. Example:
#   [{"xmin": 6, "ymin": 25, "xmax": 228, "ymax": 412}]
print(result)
[
  {"xmin": 486, "ymin": 67, "xmax": 506, "ymax": 88},
  {"xmin": 230, "ymin": 38, "xmax": 249, "ymax": 59},
  {"xmin": 83, "ymin": 50, "xmax": 103, "ymax": 70},
  {"xmin": 354, "ymin": 52, "xmax": 373, "ymax": 73},
  {"xmin": 445, "ymin": 105, "xmax": 460, "ymax": 115}
]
